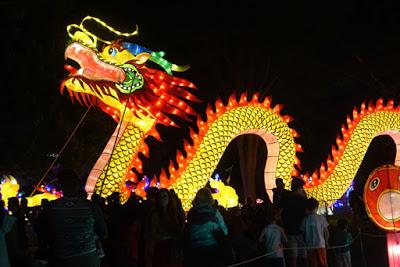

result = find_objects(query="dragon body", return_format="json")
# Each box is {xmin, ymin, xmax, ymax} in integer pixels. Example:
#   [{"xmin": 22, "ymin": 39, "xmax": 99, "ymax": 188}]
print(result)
[{"xmin": 62, "ymin": 17, "xmax": 400, "ymax": 210}]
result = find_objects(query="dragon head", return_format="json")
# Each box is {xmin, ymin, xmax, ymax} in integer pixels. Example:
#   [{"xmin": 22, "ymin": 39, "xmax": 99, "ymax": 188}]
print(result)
[{"xmin": 61, "ymin": 16, "xmax": 198, "ymax": 132}]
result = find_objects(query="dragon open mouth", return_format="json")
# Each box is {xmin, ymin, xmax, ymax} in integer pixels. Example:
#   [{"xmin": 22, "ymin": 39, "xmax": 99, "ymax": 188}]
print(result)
[
  {"xmin": 64, "ymin": 42, "xmax": 144, "ymax": 94},
  {"xmin": 64, "ymin": 58, "xmax": 80, "ymax": 75},
  {"xmin": 64, "ymin": 42, "xmax": 126, "ymax": 82}
]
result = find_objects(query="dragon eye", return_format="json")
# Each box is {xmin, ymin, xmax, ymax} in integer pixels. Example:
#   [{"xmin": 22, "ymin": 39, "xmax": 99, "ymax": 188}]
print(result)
[
  {"xmin": 108, "ymin": 47, "xmax": 117, "ymax": 57},
  {"xmin": 369, "ymin": 177, "xmax": 380, "ymax": 191}
]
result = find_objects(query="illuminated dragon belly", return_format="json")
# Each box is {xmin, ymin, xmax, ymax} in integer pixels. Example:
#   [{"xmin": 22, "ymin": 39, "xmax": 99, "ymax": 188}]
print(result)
[{"xmin": 92, "ymin": 123, "xmax": 145, "ymax": 198}]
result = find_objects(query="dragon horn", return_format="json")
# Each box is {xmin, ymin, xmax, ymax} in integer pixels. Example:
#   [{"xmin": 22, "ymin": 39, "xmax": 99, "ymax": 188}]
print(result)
[
  {"xmin": 171, "ymin": 64, "xmax": 191, "ymax": 72},
  {"xmin": 80, "ymin": 16, "xmax": 139, "ymax": 38}
]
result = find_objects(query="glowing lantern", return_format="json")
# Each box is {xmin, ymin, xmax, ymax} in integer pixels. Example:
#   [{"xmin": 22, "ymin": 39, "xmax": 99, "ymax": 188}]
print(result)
[
  {"xmin": 209, "ymin": 177, "xmax": 239, "ymax": 209},
  {"xmin": 363, "ymin": 165, "xmax": 400, "ymax": 267},
  {"xmin": 0, "ymin": 175, "xmax": 19, "ymax": 207},
  {"xmin": 364, "ymin": 165, "xmax": 400, "ymax": 231},
  {"xmin": 0, "ymin": 175, "xmax": 60, "ymax": 208}
]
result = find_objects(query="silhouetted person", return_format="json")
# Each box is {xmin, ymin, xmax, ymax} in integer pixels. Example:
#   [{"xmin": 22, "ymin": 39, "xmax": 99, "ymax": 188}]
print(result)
[
  {"xmin": 40, "ymin": 199, "xmax": 49, "ymax": 209},
  {"xmin": 104, "ymin": 192, "xmax": 126, "ymax": 267},
  {"xmin": 348, "ymin": 191, "xmax": 366, "ymax": 230},
  {"xmin": 259, "ymin": 205, "xmax": 287, "ymax": 267},
  {"xmin": 142, "ymin": 187, "xmax": 159, "ymax": 267},
  {"xmin": 272, "ymin": 178, "xmax": 290, "ymax": 208},
  {"xmin": 331, "ymin": 218, "xmax": 352, "ymax": 267},
  {"xmin": 7, "ymin": 196, "xmax": 31, "ymax": 266},
  {"xmin": 121, "ymin": 194, "xmax": 143, "ymax": 267},
  {"xmin": 228, "ymin": 207, "xmax": 256, "ymax": 261},
  {"xmin": 184, "ymin": 188, "xmax": 229, "ymax": 267},
  {"xmin": 149, "ymin": 188, "xmax": 183, "ymax": 267},
  {"xmin": 282, "ymin": 178, "xmax": 308, "ymax": 267},
  {"xmin": 300, "ymin": 198, "xmax": 329, "ymax": 267},
  {"xmin": 38, "ymin": 169, "xmax": 107, "ymax": 267},
  {"xmin": 91, "ymin": 193, "xmax": 106, "ymax": 212},
  {"xmin": 35, "ymin": 199, "xmax": 50, "ymax": 262},
  {"xmin": 1, "ymin": 199, "xmax": 17, "ymax": 267},
  {"xmin": 169, "ymin": 189, "xmax": 186, "ymax": 233},
  {"xmin": 19, "ymin": 197, "xmax": 28, "ymax": 218}
]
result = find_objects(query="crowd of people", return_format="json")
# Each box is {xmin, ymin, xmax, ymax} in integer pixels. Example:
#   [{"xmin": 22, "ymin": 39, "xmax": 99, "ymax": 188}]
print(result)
[{"xmin": 0, "ymin": 170, "xmax": 353, "ymax": 267}]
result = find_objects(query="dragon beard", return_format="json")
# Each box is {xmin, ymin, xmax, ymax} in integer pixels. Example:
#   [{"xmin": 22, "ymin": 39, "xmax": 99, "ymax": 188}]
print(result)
[{"xmin": 61, "ymin": 65, "xmax": 199, "ymax": 126}]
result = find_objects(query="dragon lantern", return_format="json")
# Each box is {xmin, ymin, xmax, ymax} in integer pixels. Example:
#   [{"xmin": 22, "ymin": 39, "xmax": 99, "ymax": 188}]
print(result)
[{"xmin": 61, "ymin": 16, "xmax": 400, "ymax": 210}]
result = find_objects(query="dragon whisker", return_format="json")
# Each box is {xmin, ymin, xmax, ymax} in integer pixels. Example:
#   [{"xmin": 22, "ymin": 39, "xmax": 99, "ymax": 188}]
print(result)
[
  {"xmin": 73, "ymin": 91, "xmax": 83, "ymax": 106},
  {"xmin": 81, "ymin": 92, "xmax": 90, "ymax": 107}
]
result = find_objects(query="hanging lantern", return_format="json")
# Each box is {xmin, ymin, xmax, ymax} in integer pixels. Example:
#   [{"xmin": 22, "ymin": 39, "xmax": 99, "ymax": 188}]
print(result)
[
  {"xmin": 364, "ymin": 164, "xmax": 400, "ymax": 231},
  {"xmin": 364, "ymin": 164, "xmax": 400, "ymax": 267}
]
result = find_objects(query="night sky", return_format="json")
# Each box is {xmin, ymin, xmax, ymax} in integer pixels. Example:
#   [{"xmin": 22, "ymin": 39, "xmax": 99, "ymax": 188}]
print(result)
[{"xmin": 1, "ymin": 1, "xmax": 400, "ymax": 193}]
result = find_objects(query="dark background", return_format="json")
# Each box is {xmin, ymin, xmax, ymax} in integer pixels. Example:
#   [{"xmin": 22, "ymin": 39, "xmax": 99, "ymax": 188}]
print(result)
[{"xmin": 0, "ymin": 1, "xmax": 399, "ymax": 197}]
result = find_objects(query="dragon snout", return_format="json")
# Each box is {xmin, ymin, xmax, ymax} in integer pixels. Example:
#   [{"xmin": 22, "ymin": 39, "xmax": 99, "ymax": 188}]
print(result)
[{"xmin": 64, "ymin": 42, "xmax": 125, "ymax": 83}]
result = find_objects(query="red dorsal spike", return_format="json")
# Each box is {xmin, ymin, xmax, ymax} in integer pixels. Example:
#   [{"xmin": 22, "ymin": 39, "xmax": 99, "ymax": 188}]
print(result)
[
  {"xmin": 215, "ymin": 97, "xmax": 223, "ymax": 107},
  {"xmin": 291, "ymin": 129, "xmax": 300, "ymax": 138},
  {"xmin": 352, "ymin": 107, "xmax": 359, "ymax": 119},
  {"xmin": 239, "ymin": 92, "xmax": 248, "ymax": 103},
  {"xmin": 160, "ymin": 169, "xmax": 168, "ymax": 180},
  {"xmin": 176, "ymin": 150, "xmax": 184, "ymax": 161},
  {"xmin": 160, "ymin": 175, "xmax": 169, "ymax": 187},
  {"xmin": 388, "ymin": 99, "xmax": 394, "ymax": 109},
  {"xmin": 148, "ymin": 128, "xmax": 162, "ymax": 142},
  {"xmin": 189, "ymin": 127, "xmax": 198, "ymax": 139},
  {"xmin": 282, "ymin": 115, "xmax": 293, "ymax": 124},
  {"xmin": 295, "ymin": 143, "xmax": 303, "ymax": 152},
  {"xmin": 377, "ymin": 98, "xmax": 384, "ymax": 106},
  {"xmin": 230, "ymin": 91, "xmax": 237, "ymax": 102},
  {"xmin": 183, "ymin": 139, "xmax": 191, "ymax": 151},
  {"xmin": 273, "ymin": 104, "xmax": 283, "ymax": 114},
  {"xmin": 168, "ymin": 160, "xmax": 175, "ymax": 171},
  {"xmin": 253, "ymin": 92, "xmax": 260, "ymax": 102},
  {"xmin": 340, "ymin": 124, "xmax": 346, "ymax": 133},
  {"xmin": 368, "ymin": 100, "xmax": 375, "ymax": 110}
]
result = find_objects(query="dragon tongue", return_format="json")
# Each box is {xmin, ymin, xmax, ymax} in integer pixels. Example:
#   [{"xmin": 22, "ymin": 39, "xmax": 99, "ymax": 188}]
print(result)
[{"xmin": 64, "ymin": 64, "xmax": 77, "ymax": 74}]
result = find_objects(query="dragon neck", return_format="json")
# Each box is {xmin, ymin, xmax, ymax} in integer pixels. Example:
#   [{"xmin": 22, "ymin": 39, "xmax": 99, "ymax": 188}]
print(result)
[{"xmin": 86, "ymin": 120, "xmax": 154, "ymax": 200}]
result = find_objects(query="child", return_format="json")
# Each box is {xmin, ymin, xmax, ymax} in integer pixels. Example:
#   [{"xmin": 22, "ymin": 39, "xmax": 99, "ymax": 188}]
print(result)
[
  {"xmin": 259, "ymin": 206, "xmax": 287, "ymax": 267},
  {"xmin": 300, "ymin": 198, "xmax": 329, "ymax": 267},
  {"xmin": 331, "ymin": 218, "xmax": 352, "ymax": 267}
]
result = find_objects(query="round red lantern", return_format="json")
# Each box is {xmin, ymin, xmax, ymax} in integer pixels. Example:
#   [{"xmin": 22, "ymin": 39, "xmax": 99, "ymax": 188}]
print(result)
[{"xmin": 363, "ymin": 164, "xmax": 400, "ymax": 232}]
